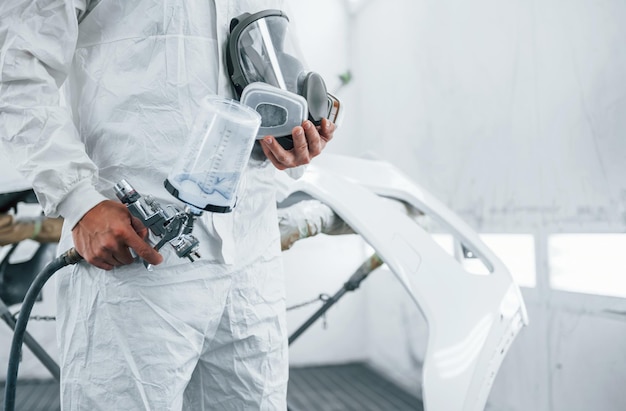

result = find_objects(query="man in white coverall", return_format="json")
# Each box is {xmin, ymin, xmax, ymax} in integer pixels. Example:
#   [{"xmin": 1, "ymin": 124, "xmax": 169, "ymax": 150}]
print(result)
[{"xmin": 0, "ymin": 1, "xmax": 335, "ymax": 409}]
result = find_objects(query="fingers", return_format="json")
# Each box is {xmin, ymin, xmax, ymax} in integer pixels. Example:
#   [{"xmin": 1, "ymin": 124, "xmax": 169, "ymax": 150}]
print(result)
[
  {"xmin": 130, "ymin": 215, "xmax": 149, "ymax": 240},
  {"xmin": 261, "ymin": 119, "xmax": 335, "ymax": 170},
  {"xmin": 90, "ymin": 242, "xmax": 135, "ymax": 270},
  {"xmin": 319, "ymin": 118, "xmax": 336, "ymax": 142},
  {"xmin": 124, "ymin": 231, "xmax": 163, "ymax": 266},
  {"xmin": 261, "ymin": 136, "xmax": 288, "ymax": 170},
  {"xmin": 79, "ymin": 229, "xmax": 135, "ymax": 270},
  {"xmin": 292, "ymin": 123, "xmax": 313, "ymax": 163},
  {"xmin": 87, "ymin": 230, "xmax": 161, "ymax": 270},
  {"xmin": 72, "ymin": 200, "xmax": 163, "ymax": 270},
  {"xmin": 261, "ymin": 129, "xmax": 308, "ymax": 169}
]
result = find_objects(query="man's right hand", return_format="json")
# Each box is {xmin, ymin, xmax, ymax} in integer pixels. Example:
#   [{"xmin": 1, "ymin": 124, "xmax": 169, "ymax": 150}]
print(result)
[{"xmin": 72, "ymin": 200, "xmax": 163, "ymax": 270}]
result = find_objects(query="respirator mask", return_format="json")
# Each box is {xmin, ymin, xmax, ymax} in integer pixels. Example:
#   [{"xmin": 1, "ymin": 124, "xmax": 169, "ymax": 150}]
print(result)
[{"xmin": 226, "ymin": 9, "xmax": 343, "ymax": 149}]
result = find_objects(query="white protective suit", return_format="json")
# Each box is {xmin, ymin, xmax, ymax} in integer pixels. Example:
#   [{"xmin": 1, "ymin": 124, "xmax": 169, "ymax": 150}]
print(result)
[
  {"xmin": 0, "ymin": 151, "xmax": 31, "ymax": 194},
  {"xmin": 0, "ymin": 1, "xmax": 292, "ymax": 409}
]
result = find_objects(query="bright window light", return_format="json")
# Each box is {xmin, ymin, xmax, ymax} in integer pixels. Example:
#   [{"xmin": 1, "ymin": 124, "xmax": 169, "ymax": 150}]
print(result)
[
  {"xmin": 480, "ymin": 234, "xmax": 536, "ymax": 288},
  {"xmin": 549, "ymin": 234, "xmax": 626, "ymax": 298}
]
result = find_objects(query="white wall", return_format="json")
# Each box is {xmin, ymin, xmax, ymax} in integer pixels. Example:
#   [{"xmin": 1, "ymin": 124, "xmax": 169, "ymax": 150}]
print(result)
[
  {"xmin": 348, "ymin": 0, "xmax": 626, "ymax": 232},
  {"xmin": 288, "ymin": 0, "xmax": 361, "ymax": 157}
]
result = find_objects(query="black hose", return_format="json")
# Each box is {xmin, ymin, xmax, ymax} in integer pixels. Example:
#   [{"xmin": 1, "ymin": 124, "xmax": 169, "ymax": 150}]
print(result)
[{"xmin": 4, "ymin": 248, "xmax": 82, "ymax": 411}]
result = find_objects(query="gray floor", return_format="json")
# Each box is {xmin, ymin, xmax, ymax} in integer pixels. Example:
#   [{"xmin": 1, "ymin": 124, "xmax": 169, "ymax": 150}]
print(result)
[
  {"xmin": 288, "ymin": 363, "xmax": 424, "ymax": 411},
  {"xmin": 1, "ymin": 362, "xmax": 423, "ymax": 411},
  {"xmin": 1, "ymin": 379, "xmax": 60, "ymax": 411}
]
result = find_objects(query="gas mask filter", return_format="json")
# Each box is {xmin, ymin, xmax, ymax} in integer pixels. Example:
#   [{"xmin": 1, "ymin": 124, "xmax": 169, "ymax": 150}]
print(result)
[{"xmin": 226, "ymin": 9, "xmax": 343, "ymax": 149}]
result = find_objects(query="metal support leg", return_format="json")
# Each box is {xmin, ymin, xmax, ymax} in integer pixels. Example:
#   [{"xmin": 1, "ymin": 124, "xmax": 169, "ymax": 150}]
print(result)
[
  {"xmin": 0, "ymin": 298, "xmax": 60, "ymax": 381},
  {"xmin": 288, "ymin": 254, "xmax": 383, "ymax": 345}
]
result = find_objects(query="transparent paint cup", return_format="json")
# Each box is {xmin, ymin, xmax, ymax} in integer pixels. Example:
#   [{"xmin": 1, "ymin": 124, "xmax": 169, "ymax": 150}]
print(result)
[{"xmin": 165, "ymin": 97, "xmax": 262, "ymax": 212}]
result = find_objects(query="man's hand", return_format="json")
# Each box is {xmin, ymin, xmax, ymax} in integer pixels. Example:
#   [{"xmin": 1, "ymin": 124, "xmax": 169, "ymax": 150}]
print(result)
[
  {"xmin": 72, "ymin": 200, "xmax": 163, "ymax": 270},
  {"xmin": 260, "ymin": 118, "xmax": 335, "ymax": 170}
]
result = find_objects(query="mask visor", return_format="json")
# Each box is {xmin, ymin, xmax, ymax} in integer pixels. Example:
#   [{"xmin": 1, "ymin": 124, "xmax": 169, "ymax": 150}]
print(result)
[{"xmin": 237, "ymin": 14, "xmax": 307, "ymax": 94}]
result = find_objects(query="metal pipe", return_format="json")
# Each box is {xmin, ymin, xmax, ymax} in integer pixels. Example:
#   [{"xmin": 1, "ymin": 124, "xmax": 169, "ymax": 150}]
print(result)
[{"xmin": 288, "ymin": 253, "xmax": 383, "ymax": 345}]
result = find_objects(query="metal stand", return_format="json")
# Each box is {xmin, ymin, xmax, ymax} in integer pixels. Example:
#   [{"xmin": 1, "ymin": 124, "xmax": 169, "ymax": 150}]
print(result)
[
  {"xmin": 0, "ymin": 298, "xmax": 60, "ymax": 381},
  {"xmin": 286, "ymin": 253, "xmax": 383, "ymax": 411},
  {"xmin": 0, "ymin": 241, "xmax": 60, "ymax": 381},
  {"xmin": 288, "ymin": 253, "xmax": 383, "ymax": 345}
]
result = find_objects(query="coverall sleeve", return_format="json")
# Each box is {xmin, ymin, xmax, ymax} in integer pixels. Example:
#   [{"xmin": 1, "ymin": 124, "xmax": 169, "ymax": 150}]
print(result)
[{"xmin": 0, "ymin": 0, "xmax": 107, "ymax": 230}]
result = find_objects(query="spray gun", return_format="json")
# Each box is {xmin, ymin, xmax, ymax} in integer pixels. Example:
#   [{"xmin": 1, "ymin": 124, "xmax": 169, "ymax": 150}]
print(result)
[{"xmin": 114, "ymin": 179, "xmax": 201, "ymax": 265}]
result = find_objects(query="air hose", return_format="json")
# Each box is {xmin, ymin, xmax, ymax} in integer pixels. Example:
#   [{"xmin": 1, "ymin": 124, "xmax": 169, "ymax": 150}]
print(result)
[{"xmin": 4, "ymin": 247, "xmax": 82, "ymax": 411}]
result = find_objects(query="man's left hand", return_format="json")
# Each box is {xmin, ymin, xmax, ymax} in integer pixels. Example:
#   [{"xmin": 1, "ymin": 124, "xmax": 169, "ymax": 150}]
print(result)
[{"xmin": 260, "ymin": 118, "xmax": 335, "ymax": 170}]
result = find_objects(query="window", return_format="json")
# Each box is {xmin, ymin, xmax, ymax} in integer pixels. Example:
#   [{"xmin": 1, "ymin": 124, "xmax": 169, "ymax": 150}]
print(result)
[{"xmin": 549, "ymin": 233, "xmax": 626, "ymax": 298}]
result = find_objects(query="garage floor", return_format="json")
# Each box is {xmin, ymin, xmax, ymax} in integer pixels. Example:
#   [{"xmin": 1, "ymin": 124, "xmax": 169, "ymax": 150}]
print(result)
[{"xmin": 1, "ymin": 362, "xmax": 423, "ymax": 411}]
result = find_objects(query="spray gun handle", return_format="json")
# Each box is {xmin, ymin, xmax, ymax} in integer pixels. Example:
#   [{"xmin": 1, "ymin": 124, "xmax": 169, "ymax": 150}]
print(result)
[{"xmin": 113, "ymin": 179, "xmax": 202, "ymax": 265}]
